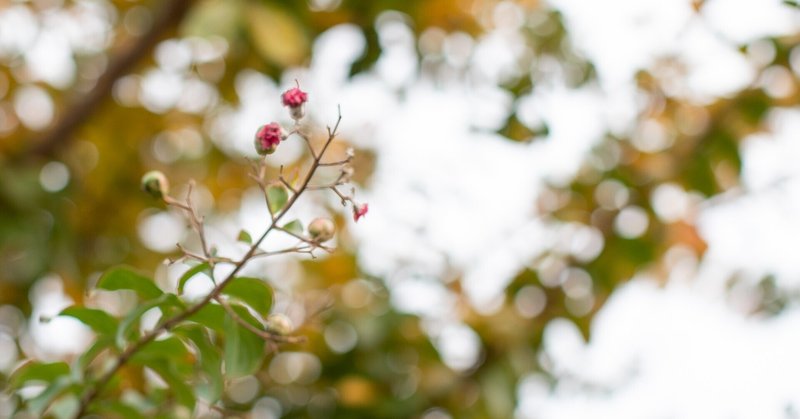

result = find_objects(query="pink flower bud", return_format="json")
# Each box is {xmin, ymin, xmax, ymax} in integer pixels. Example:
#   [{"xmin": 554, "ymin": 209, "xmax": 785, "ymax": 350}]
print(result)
[
  {"xmin": 281, "ymin": 87, "xmax": 308, "ymax": 107},
  {"xmin": 281, "ymin": 87, "xmax": 308, "ymax": 120},
  {"xmin": 254, "ymin": 122, "xmax": 287, "ymax": 155},
  {"xmin": 353, "ymin": 203, "xmax": 368, "ymax": 222}
]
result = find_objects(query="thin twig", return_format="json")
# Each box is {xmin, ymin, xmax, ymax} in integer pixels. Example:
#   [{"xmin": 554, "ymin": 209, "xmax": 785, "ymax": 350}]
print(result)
[
  {"xmin": 275, "ymin": 226, "xmax": 334, "ymax": 253},
  {"xmin": 214, "ymin": 297, "xmax": 305, "ymax": 344},
  {"xmin": 296, "ymin": 130, "xmax": 317, "ymax": 160},
  {"xmin": 72, "ymin": 108, "xmax": 344, "ymax": 419},
  {"xmin": 278, "ymin": 165, "xmax": 299, "ymax": 194},
  {"xmin": 250, "ymin": 245, "xmax": 314, "ymax": 260},
  {"xmin": 319, "ymin": 157, "xmax": 352, "ymax": 167},
  {"xmin": 176, "ymin": 244, "xmax": 234, "ymax": 264},
  {"xmin": 184, "ymin": 181, "xmax": 211, "ymax": 260},
  {"xmin": 330, "ymin": 186, "xmax": 353, "ymax": 206}
]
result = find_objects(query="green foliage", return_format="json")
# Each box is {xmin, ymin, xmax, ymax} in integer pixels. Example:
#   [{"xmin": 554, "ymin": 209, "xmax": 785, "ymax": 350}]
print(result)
[
  {"xmin": 237, "ymin": 229, "xmax": 253, "ymax": 245},
  {"xmin": 10, "ymin": 361, "xmax": 70, "ymax": 389},
  {"xmin": 175, "ymin": 326, "xmax": 224, "ymax": 403},
  {"xmin": 186, "ymin": 303, "xmax": 227, "ymax": 332},
  {"xmin": 96, "ymin": 266, "xmax": 163, "ymax": 300},
  {"xmin": 283, "ymin": 219, "xmax": 304, "ymax": 235},
  {"xmin": 147, "ymin": 360, "xmax": 196, "ymax": 411},
  {"xmin": 267, "ymin": 182, "xmax": 289, "ymax": 214},
  {"xmin": 223, "ymin": 305, "xmax": 266, "ymax": 378},
  {"xmin": 115, "ymin": 293, "xmax": 182, "ymax": 349},
  {"xmin": 220, "ymin": 277, "xmax": 273, "ymax": 317},
  {"xmin": 27, "ymin": 376, "xmax": 80, "ymax": 417},
  {"xmin": 177, "ymin": 262, "xmax": 212, "ymax": 294},
  {"xmin": 59, "ymin": 307, "xmax": 119, "ymax": 336}
]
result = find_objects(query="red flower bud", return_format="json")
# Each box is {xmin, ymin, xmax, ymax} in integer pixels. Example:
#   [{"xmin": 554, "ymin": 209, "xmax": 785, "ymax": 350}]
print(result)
[
  {"xmin": 281, "ymin": 87, "xmax": 308, "ymax": 108},
  {"xmin": 353, "ymin": 203, "xmax": 368, "ymax": 222},
  {"xmin": 254, "ymin": 122, "xmax": 286, "ymax": 155},
  {"xmin": 281, "ymin": 87, "xmax": 308, "ymax": 120}
]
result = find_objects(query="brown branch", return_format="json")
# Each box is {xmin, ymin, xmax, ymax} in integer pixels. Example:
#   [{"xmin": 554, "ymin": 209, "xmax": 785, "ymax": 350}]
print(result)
[
  {"xmin": 27, "ymin": 0, "xmax": 193, "ymax": 157},
  {"xmin": 72, "ymin": 109, "xmax": 343, "ymax": 419},
  {"xmin": 276, "ymin": 226, "xmax": 334, "ymax": 252}
]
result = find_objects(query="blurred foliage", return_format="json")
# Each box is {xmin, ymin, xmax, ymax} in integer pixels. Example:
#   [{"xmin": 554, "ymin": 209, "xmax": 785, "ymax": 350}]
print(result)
[{"xmin": 1, "ymin": 0, "xmax": 800, "ymax": 418}]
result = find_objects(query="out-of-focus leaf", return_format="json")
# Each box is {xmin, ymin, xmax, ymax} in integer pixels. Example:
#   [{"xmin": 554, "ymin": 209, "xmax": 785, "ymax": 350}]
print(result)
[
  {"xmin": 186, "ymin": 303, "xmax": 226, "ymax": 332},
  {"xmin": 147, "ymin": 360, "xmax": 196, "ymax": 412},
  {"xmin": 96, "ymin": 266, "xmax": 163, "ymax": 300},
  {"xmin": 92, "ymin": 400, "xmax": 144, "ymax": 419},
  {"xmin": 221, "ymin": 277, "xmax": 273, "ymax": 317},
  {"xmin": 267, "ymin": 183, "xmax": 289, "ymax": 214},
  {"xmin": 59, "ymin": 306, "xmax": 118, "ymax": 336},
  {"xmin": 10, "ymin": 361, "xmax": 70, "ymax": 388},
  {"xmin": 223, "ymin": 305, "xmax": 264, "ymax": 377},
  {"xmin": 130, "ymin": 336, "xmax": 192, "ymax": 367},
  {"xmin": 177, "ymin": 262, "xmax": 211, "ymax": 294},
  {"xmin": 49, "ymin": 393, "xmax": 80, "ymax": 419},
  {"xmin": 75, "ymin": 337, "xmax": 114, "ymax": 375},
  {"xmin": 282, "ymin": 219, "xmax": 303, "ymax": 235},
  {"xmin": 27, "ymin": 376, "xmax": 78, "ymax": 417},
  {"xmin": 116, "ymin": 293, "xmax": 182, "ymax": 349},
  {"xmin": 181, "ymin": 0, "xmax": 242, "ymax": 41},
  {"xmin": 237, "ymin": 229, "xmax": 252, "ymax": 245},
  {"xmin": 246, "ymin": 2, "xmax": 309, "ymax": 67},
  {"xmin": 175, "ymin": 326, "xmax": 223, "ymax": 403},
  {"xmin": 498, "ymin": 113, "xmax": 537, "ymax": 143}
]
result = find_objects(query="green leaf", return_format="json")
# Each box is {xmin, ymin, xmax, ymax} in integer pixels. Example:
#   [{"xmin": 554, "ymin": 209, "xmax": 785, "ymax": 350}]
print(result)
[
  {"xmin": 282, "ymin": 219, "xmax": 303, "ymax": 235},
  {"xmin": 221, "ymin": 277, "xmax": 273, "ymax": 317},
  {"xmin": 147, "ymin": 360, "xmax": 196, "ymax": 412},
  {"xmin": 49, "ymin": 393, "xmax": 80, "ymax": 419},
  {"xmin": 223, "ymin": 305, "xmax": 265, "ymax": 378},
  {"xmin": 59, "ymin": 306, "xmax": 118, "ymax": 336},
  {"xmin": 185, "ymin": 303, "xmax": 226, "ymax": 332},
  {"xmin": 267, "ymin": 183, "xmax": 289, "ymax": 214},
  {"xmin": 130, "ymin": 336, "xmax": 191, "ymax": 366},
  {"xmin": 175, "ymin": 326, "xmax": 223, "ymax": 403},
  {"xmin": 97, "ymin": 266, "xmax": 163, "ymax": 300},
  {"xmin": 93, "ymin": 401, "xmax": 145, "ymax": 419},
  {"xmin": 74, "ymin": 337, "xmax": 114, "ymax": 376},
  {"xmin": 177, "ymin": 262, "xmax": 211, "ymax": 294},
  {"xmin": 10, "ymin": 361, "xmax": 70, "ymax": 388},
  {"xmin": 27, "ymin": 376, "xmax": 78, "ymax": 417},
  {"xmin": 237, "ymin": 229, "xmax": 252, "ymax": 245},
  {"xmin": 116, "ymin": 294, "xmax": 182, "ymax": 349}
]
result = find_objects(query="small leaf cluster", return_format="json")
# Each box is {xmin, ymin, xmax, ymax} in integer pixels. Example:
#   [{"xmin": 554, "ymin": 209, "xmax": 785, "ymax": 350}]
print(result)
[{"xmin": 10, "ymin": 266, "xmax": 280, "ymax": 418}]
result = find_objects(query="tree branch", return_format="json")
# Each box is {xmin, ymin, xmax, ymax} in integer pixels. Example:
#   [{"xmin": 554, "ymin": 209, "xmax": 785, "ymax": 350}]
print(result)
[
  {"xmin": 27, "ymin": 0, "xmax": 193, "ymax": 157},
  {"xmin": 71, "ymin": 109, "xmax": 344, "ymax": 419}
]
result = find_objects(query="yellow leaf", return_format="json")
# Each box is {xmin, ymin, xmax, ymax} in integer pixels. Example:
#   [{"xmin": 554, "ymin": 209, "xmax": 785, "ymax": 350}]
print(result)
[
  {"xmin": 181, "ymin": 0, "xmax": 242, "ymax": 41},
  {"xmin": 246, "ymin": 3, "xmax": 309, "ymax": 67}
]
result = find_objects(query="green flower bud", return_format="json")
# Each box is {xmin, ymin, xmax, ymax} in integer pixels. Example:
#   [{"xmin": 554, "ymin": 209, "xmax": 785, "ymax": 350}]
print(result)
[
  {"xmin": 141, "ymin": 170, "xmax": 169, "ymax": 199},
  {"xmin": 265, "ymin": 313, "xmax": 293, "ymax": 336},
  {"xmin": 308, "ymin": 217, "xmax": 335, "ymax": 242}
]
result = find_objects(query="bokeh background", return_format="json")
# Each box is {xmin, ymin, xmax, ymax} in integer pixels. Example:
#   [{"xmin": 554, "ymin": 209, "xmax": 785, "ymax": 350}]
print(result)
[{"xmin": 2, "ymin": 0, "xmax": 800, "ymax": 417}]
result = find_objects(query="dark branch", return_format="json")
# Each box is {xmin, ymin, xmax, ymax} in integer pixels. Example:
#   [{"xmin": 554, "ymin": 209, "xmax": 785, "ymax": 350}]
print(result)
[{"xmin": 27, "ymin": 0, "xmax": 193, "ymax": 157}]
